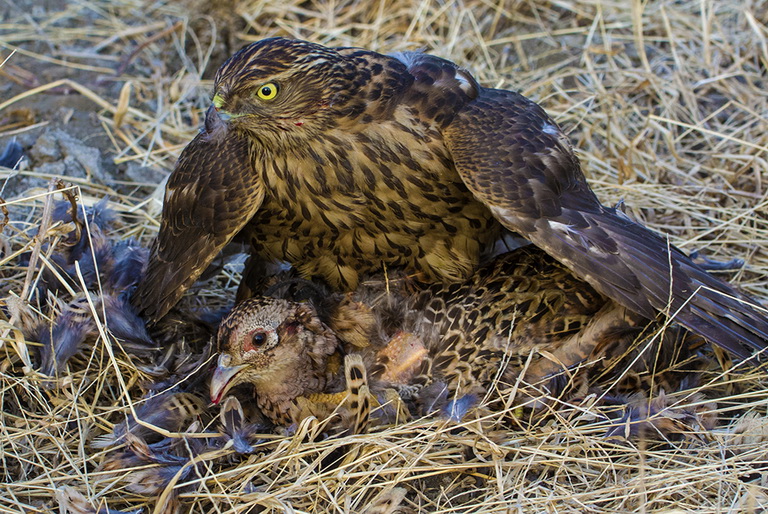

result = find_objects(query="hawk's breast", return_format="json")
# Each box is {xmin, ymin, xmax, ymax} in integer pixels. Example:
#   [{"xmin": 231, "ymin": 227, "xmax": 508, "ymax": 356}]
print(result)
[{"xmin": 246, "ymin": 115, "xmax": 500, "ymax": 289}]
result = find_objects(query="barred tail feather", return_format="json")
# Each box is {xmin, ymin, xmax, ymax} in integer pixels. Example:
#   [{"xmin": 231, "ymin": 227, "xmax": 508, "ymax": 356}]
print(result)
[{"xmin": 530, "ymin": 208, "xmax": 768, "ymax": 362}]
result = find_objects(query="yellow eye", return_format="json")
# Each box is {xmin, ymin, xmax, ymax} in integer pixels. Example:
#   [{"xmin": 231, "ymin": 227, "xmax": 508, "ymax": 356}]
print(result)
[{"xmin": 256, "ymin": 83, "xmax": 279, "ymax": 101}]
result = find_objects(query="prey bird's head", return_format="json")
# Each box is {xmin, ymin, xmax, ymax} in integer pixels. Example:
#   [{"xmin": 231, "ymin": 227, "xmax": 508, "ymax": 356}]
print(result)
[
  {"xmin": 207, "ymin": 37, "xmax": 357, "ymax": 144},
  {"xmin": 210, "ymin": 297, "xmax": 339, "ymax": 404}
]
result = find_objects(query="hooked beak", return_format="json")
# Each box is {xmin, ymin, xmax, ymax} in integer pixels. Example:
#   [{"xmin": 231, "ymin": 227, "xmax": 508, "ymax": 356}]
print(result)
[
  {"xmin": 204, "ymin": 104, "xmax": 229, "ymax": 135},
  {"xmin": 210, "ymin": 354, "xmax": 247, "ymax": 405},
  {"xmin": 212, "ymin": 105, "xmax": 232, "ymax": 122}
]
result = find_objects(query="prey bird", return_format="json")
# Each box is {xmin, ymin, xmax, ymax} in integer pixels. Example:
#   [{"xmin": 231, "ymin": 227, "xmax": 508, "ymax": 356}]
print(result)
[
  {"xmin": 209, "ymin": 247, "xmax": 680, "ymax": 423},
  {"xmin": 210, "ymin": 293, "xmax": 372, "ymax": 431},
  {"xmin": 132, "ymin": 37, "xmax": 768, "ymax": 360}
]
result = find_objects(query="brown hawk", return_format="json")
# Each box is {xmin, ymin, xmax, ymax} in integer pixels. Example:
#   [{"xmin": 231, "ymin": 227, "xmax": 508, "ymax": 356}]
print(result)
[{"xmin": 132, "ymin": 37, "xmax": 768, "ymax": 361}]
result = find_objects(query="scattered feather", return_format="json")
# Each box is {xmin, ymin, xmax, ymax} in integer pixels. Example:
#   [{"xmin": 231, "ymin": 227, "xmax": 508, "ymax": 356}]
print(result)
[
  {"xmin": 604, "ymin": 391, "xmax": 717, "ymax": 440},
  {"xmin": 92, "ymin": 392, "xmax": 205, "ymax": 448},
  {"xmin": 416, "ymin": 381, "xmax": 449, "ymax": 415},
  {"xmin": 441, "ymin": 394, "xmax": 478, "ymax": 422},
  {"xmin": 218, "ymin": 395, "xmax": 268, "ymax": 454},
  {"xmin": 0, "ymin": 139, "xmax": 24, "ymax": 169},
  {"xmin": 361, "ymin": 487, "xmax": 407, "ymax": 514},
  {"xmin": 56, "ymin": 486, "xmax": 143, "ymax": 514}
]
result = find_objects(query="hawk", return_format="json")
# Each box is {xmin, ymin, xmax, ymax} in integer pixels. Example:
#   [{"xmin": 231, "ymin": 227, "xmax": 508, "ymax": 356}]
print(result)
[{"xmin": 132, "ymin": 37, "xmax": 768, "ymax": 361}]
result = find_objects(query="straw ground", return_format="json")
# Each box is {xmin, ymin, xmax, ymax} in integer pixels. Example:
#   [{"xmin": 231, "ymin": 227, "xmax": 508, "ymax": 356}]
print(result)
[{"xmin": 1, "ymin": 0, "xmax": 768, "ymax": 512}]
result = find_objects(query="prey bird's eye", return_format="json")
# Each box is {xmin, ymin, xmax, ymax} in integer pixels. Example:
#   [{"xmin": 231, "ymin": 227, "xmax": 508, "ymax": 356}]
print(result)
[
  {"xmin": 252, "ymin": 331, "xmax": 266, "ymax": 346},
  {"xmin": 243, "ymin": 329, "xmax": 268, "ymax": 353},
  {"xmin": 256, "ymin": 83, "xmax": 279, "ymax": 101}
]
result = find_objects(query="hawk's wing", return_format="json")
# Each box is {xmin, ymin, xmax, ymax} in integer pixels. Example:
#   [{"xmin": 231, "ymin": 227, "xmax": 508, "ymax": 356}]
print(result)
[
  {"xmin": 444, "ymin": 88, "xmax": 768, "ymax": 361},
  {"xmin": 132, "ymin": 115, "xmax": 264, "ymax": 323}
]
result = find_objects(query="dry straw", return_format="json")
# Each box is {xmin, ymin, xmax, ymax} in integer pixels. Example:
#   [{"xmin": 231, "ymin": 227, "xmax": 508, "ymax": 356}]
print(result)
[{"xmin": 1, "ymin": 0, "xmax": 767, "ymax": 512}]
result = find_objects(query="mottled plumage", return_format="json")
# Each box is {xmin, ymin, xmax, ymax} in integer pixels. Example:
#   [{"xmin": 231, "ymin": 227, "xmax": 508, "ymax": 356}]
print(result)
[
  {"xmin": 212, "ymin": 247, "xmax": 657, "ymax": 421},
  {"xmin": 133, "ymin": 37, "xmax": 768, "ymax": 362},
  {"xmin": 343, "ymin": 353, "xmax": 372, "ymax": 434},
  {"xmin": 210, "ymin": 298, "xmax": 371, "ymax": 431},
  {"xmin": 210, "ymin": 297, "xmax": 338, "ymax": 425}
]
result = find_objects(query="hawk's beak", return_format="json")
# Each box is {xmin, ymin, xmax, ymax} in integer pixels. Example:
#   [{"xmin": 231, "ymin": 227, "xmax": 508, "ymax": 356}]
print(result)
[
  {"xmin": 204, "ymin": 104, "xmax": 226, "ymax": 134},
  {"xmin": 210, "ymin": 94, "xmax": 231, "ymax": 121},
  {"xmin": 213, "ymin": 107, "xmax": 232, "ymax": 122},
  {"xmin": 210, "ymin": 354, "xmax": 247, "ymax": 405}
]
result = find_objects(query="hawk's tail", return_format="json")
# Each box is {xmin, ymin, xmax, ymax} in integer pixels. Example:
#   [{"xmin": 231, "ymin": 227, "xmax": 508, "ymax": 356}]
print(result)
[{"xmin": 531, "ymin": 207, "xmax": 768, "ymax": 363}]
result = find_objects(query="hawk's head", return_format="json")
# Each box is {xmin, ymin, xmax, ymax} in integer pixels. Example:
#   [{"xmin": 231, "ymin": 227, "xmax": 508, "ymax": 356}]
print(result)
[{"xmin": 207, "ymin": 37, "xmax": 360, "ymax": 145}]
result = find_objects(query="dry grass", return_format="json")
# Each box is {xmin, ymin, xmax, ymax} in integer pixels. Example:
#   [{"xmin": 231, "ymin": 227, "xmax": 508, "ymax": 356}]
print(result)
[{"xmin": 1, "ymin": 0, "xmax": 768, "ymax": 512}]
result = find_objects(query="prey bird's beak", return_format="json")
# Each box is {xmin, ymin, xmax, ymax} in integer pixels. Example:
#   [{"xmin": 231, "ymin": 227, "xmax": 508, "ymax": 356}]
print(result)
[{"xmin": 210, "ymin": 354, "xmax": 247, "ymax": 405}]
